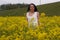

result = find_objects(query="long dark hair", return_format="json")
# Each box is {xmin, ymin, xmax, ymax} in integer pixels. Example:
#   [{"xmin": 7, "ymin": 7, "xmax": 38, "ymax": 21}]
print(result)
[{"xmin": 27, "ymin": 3, "xmax": 38, "ymax": 12}]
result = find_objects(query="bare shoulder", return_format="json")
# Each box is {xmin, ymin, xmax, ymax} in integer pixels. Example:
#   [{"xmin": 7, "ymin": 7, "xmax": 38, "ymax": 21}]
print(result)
[
  {"xmin": 26, "ymin": 12, "xmax": 29, "ymax": 17},
  {"xmin": 27, "ymin": 12, "xmax": 29, "ymax": 15},
  {"xmin": 36, "ymin": 12, "xmax": 39, "ymax": 15}
]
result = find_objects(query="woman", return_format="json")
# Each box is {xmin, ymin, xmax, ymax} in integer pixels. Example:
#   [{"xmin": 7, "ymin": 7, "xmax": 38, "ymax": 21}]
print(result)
[{"xmin": 26, "ymin": 3, "xmax": 40, "ymax": 27}]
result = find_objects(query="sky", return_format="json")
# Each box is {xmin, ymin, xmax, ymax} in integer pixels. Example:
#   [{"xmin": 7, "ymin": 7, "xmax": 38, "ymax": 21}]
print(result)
[{"xmin": 0, "ymin": 0, "xmax": 60, "ymax": 5}]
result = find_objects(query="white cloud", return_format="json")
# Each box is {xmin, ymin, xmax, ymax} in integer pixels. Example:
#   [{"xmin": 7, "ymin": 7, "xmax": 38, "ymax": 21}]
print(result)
[
  {"xmin": 0, "ymin": 0, "xmax": 60, "ymax": 5},
  {"xmin": 41, "ymin": 0, "xmax": 60, "ymax": 4}
]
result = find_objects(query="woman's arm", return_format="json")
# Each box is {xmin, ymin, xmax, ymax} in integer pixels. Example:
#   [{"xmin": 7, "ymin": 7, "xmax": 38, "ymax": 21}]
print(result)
[
  {"xmin": 37, "ymin": 12, "xmax": 40, "ymax": 26},
  {"xmin": 26, "ymin": 13, "xmax": 28, "ymax": 22}
]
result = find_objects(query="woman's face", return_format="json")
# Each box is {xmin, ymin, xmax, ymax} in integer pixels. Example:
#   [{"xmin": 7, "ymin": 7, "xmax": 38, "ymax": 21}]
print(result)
[{"xmin": 30, "ymin": 5, "xmax": 35, "ymax": 12}]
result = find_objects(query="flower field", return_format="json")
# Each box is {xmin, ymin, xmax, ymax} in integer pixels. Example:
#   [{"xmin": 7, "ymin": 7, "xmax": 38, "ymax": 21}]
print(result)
[{"xmin": 0, "ymin": 13, "xmax": 60, "ymax": 40}]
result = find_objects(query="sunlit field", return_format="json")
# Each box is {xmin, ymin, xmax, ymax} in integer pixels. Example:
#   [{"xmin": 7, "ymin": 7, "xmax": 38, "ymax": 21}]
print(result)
[{"xmin": 0, "ymin": 13, "xmax": 60, "ymax": 40}]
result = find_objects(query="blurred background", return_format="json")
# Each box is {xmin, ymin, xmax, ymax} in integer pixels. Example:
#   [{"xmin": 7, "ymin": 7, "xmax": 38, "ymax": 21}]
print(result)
[{"xmin": 0, "ymin": 0, "xmax": 60, "ymax": 16}]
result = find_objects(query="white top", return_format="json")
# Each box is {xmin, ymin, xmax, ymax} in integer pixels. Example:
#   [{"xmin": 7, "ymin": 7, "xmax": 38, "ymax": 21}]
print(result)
[{"xmin": 26, "ymin": 12, "xmax": 39, "ymax": 27}]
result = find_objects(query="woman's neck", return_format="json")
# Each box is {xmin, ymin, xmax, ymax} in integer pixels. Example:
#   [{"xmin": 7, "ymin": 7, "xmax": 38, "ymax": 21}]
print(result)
[{"xmin": 29, "ymin": 11, "xmax": 34, "ymax": 13}]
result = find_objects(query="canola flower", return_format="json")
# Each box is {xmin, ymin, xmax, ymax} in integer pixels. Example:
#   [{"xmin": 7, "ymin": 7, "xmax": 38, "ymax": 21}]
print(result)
[{"xmin": 0, "ymin": 13, "xmax": 60, "ymax": 40}]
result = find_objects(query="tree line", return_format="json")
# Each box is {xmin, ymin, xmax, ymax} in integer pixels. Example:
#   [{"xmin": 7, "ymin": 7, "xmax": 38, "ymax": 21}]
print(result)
[{"xmin": 0, "ymin": 3, "xmax": 29, "ymax": 10}]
